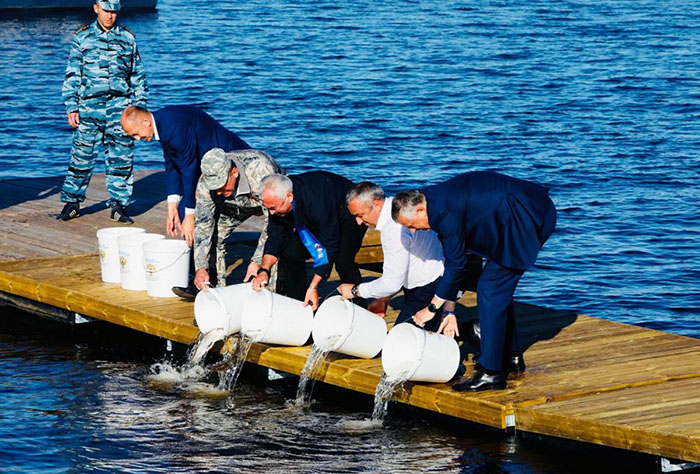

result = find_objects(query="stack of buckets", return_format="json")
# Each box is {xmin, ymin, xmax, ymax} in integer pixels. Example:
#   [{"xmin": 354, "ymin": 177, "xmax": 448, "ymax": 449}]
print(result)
[{"xmin": 96, "ymin": 227, "xmax": 190, "ymax": 298}]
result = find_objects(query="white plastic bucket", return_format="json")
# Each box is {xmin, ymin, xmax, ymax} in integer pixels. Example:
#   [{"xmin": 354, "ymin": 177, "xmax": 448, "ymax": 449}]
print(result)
[
  {"xmin": 142, "ymin": 239, "xmax": 191, "ymax": 298},
  {"xmin": 117, "ymin": 233, "xmax": 165, "ymax": 291},
  {"xmin": 194, "ymin": 283, "xmax": 255, "ymax": 335},
  {"xmin": 97, "ymin": 227, "xmax": 146, "ymax": 283},
  {"xmin": 381, "ymin": 323, "xmax": 460, "ymax": 383},
  {"xmin": 312, "ymin": 296, "xmax": 387, "ymax": 359},
  {"xmin": 240, "ymin": 289, "xmax": 313, "ymax": 346}
]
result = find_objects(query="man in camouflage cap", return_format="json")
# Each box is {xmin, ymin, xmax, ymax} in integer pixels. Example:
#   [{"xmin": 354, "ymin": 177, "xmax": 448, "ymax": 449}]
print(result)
[
  {"xmin": 58, "ymin": 0, "xmax": 148, "ymax": 224},
  {"xmin": 175, "ymin": 148, "xmax": 284, "ymax": 298}
]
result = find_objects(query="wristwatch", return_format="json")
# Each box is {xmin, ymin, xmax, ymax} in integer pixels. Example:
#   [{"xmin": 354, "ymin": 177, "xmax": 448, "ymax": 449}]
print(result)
[
  {"xmin": 257, "ymin": 267, "xmax": 270, "ymax": 277},
  {"xmin": 427, "ymin": 303, "xmax": 438, "ymax": 313},
  {"xmin": 351, "ymin": 285, "xmax": 359, "ymax": 297}
]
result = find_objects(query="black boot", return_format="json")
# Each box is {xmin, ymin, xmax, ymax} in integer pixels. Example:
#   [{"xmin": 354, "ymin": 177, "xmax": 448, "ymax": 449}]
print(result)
[
  {"xmin": 452, "ymin": 367, "xmax": 507, "ymax": 392},
  {"xmin": 110, "ymin": 202, "xmax": 134, "ymax": 224},
  {"xmin": 172, "ymin": 282, "xmax": 199, "ymax": 301},
  {"xmin": 57, "ymin": 202, "xmax": 80, "ymax": 221}
]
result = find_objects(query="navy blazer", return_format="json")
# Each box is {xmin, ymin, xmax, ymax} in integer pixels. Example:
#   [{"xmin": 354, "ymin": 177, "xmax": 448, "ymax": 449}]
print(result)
[
  {"xmin": 423, "ymin": 171, "xmax": 556, "ymax": 301},
  {"xmin": 152, "ymin": 105, "xmax": 250, "ymax": 210},
  {"xmin": 264, "ymin": 171, "xmax": 357, "ymax": 279}
]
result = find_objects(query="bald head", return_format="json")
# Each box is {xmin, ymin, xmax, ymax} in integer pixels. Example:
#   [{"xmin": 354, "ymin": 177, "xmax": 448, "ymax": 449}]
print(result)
[{"xmin": 121, "ymin": 105, "xmax": 155, "ymax": 141}]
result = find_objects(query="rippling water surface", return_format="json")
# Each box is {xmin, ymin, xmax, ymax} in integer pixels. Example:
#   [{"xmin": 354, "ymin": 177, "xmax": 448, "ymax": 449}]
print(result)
[{"xmin": 0, "ymin": 0, "xmax": 698, "ymax": 471}]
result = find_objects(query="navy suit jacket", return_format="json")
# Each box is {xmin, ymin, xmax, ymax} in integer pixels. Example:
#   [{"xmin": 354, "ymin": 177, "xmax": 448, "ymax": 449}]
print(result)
[
  {"xmin": 264, "ymin": 171, "xmax": 357, "ymax": 279},
  {"xmin": 423, "ymin": 171, "xmax": 555, "ymax": 301},
  {"xmin": 152, "ymin": 105, "xmax": 250, "ymax": 210}
]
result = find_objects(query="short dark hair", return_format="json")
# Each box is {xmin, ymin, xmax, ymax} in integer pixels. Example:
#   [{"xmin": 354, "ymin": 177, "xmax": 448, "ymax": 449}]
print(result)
[
  {"xmin": 391, "ymin": 189, "xmax": 425, "ymax": 221},
  {"xmin": 345, "ymin": 181, "xmax": 385, "ymax": 206}
]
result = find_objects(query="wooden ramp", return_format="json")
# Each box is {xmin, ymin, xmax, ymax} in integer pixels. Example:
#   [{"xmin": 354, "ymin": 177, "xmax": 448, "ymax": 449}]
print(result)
[{"xmin": 1, "ymin": 172, "xmax": 699, "ymax": 464}]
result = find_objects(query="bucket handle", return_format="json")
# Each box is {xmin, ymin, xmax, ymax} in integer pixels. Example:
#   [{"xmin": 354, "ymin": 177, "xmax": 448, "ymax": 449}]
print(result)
[
  {"xmin": 142, "ymin": 248, "xmax": 190, "ymax": 275},
  {"xmin": 406, "ymin": 326, "xmax": 427, "ymax": 381},
  {"xmin": 244, "ymin": 288, "xmax": 273, "ymax": 342},
  {"xmin": 333, "ymin": 298, "xmax": 356, "ymax": 351}
]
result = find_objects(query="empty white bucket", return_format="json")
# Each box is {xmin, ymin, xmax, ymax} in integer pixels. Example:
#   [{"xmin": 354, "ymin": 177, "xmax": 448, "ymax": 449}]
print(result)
[
  {"xmin": 142, "ymin": 239, "xmax": 191, "ymax": 298},
  {"xmin": 382, "ymin": 323, "xmax": 460, "ymax": 383},
  {"xmin": 312, "ymin": 296, "xmax": 387, "ymax": 359},
  {"xmin": 241, "ymin": 289, "xmax": 313, "ymax": 346},
  {"xmin": 117, "ymin": 233, "xmax": 165, "ymax": 291},
  {"xmin": 194, "ymin": 283, "xmax": 255, "ymax": 335},
  {"xmin": 97, "ymin": 227, "xmax": 146, "ymax": 283}
]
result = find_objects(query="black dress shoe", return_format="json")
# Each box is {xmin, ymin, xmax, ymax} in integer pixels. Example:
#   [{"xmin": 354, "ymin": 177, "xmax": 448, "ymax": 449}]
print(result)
[
  {"xmin": 452, "ymin": 369, "xmax": 507, "ymax": 392},
  {"xmin": 172, "ymin": 283, "xmax": 198, "ymax": 300}
]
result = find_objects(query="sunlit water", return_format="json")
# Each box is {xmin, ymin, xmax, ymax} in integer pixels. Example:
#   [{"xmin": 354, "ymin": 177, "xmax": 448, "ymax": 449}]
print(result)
[{"xmin": 1, "ymin": 0, "xmax": 699, "ymax": 472}]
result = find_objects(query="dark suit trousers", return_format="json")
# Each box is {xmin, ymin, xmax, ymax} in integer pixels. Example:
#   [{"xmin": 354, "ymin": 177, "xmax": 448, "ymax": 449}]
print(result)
[
  {"xmin": 477, "ymin": 198, "xmax": 557, "ymax": 372},
  {"xmin": 279, "ymin": 221, "xmax": 367, "ymax": 301},
  {"xmin": 395, "ymin": 277, "xmax": 444, "ymax": 333}
]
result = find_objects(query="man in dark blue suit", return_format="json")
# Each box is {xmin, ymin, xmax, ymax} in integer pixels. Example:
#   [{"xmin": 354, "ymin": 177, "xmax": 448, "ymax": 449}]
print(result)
[
  {"xmin": 392, "ymin": 171, "xmax": 557, "ymax": 391},
  {"xmin": 250, "ymin": 172, "xmax": 367, "ymax": 311},
  {"xmin": 121, "ymin": 105, "xmax": 250, "ymax": 245}
]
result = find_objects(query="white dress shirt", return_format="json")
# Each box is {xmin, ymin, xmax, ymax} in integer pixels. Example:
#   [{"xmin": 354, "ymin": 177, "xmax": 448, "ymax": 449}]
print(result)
[{"xmin": 358, "ymin": 197, "xmax": 444, "ymax": 299}]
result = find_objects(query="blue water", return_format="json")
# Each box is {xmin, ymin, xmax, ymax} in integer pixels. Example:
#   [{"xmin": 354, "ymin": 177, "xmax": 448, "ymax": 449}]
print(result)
[{"xmin": 0, "ymin": 0, "xmax": 698, "ymax": 471}]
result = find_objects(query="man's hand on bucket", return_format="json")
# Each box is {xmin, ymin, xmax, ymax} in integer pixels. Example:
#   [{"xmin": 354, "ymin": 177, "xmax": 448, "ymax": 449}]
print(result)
[{"xmin": 194, "ymin": 268, "xmax": 210, "ymax": 292}]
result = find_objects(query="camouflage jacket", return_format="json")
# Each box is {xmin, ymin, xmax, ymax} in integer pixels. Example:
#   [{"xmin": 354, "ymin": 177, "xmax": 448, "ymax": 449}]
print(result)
[
  {"xmin": 193, "ymin": 150, "xmax": 285, "ymax": 271},
  {"xmin": 62, "ymin": 21, "xmax": 148, "ymax": 114}
]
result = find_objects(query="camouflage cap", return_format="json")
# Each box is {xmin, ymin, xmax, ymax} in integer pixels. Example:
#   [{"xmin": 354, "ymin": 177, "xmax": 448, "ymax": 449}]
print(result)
[
  {"xmin": 200, "ymin": 148, "xmax": 232, "ymax": 190},
  {"xmin": 96, "ymin": 0, "xmax": 121, "ymax": 11}
]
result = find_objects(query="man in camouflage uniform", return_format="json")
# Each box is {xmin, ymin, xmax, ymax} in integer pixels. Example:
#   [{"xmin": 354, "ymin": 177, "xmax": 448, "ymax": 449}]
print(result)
[
  {"xmin": 58, "ymin": 0, "xmax": 148, "ymax": 223},
  {"xmin": 183, "ymin": 148, "xmax": 284, "ymax": 296}
]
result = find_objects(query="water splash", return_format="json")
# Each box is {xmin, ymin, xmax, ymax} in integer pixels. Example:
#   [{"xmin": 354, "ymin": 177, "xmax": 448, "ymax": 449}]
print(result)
[
  {"xmin": 371, "ymin": 372, "xmax": 409, "ymax": 422},
  {"xmin": 219, "ymin": 336, "xmax": 254, "ymax": 392},
  {"xmin": 148, "ymin": 361, "xmax": 209, "ymax": 384},
  {"xmin": 187, "ymin": 328, "xmax": 225, "ymax": 367},
  {"xmin": 295, "ymin": 341, "xmax": 337, "ymax": 406}
]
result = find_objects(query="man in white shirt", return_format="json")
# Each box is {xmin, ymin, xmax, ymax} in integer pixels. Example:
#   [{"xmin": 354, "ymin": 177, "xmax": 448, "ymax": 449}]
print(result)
[{"xmin": 338, "ymin": 182, "xmax": 461, "ymax": 338}]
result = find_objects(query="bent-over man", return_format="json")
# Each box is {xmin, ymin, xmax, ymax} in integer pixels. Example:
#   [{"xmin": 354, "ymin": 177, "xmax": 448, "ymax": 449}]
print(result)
[
  {"xmin": 251, "ymin": 172, "xmax": 367, "ymax": 311},
  {"xmin": 182, "ymin": 148, "xmax": 284, "ymax": 297},
  {"xmin": 392, "ymin": 171, "xmax": 556, "ymax": 392},
  {"xmin": 121, "ymin": 105, "xmax": 250, "ymax": 244},
  {"xmin": 338, "ymin": 182, "xmax": 457, "ymax": 334}
]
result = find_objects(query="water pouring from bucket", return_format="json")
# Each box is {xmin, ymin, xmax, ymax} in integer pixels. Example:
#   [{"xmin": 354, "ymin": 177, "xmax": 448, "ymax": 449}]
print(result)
[
  {"xmin": 194, "ymin": 283, "xmax": 254, "ymax": 336},
  {"xmin": 311, "ymin": 296, "xmax": 387, "ymax": 358},
  {"xmin": 295, "ymin": 296, "xmax": 388, "ymax": 406},
  {"xmin": 370, "ymin": 323, "xmax": 461, "ymax": 423},
  {"xmin": 382, "ymin": 323, "xmax": 460, "ymax": 384}
]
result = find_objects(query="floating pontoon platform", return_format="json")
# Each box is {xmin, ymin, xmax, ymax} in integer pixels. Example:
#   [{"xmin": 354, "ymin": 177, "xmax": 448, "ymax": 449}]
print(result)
[{"xmin": 0, "ymin": 171, "xmax": 698, "ymax": 467}]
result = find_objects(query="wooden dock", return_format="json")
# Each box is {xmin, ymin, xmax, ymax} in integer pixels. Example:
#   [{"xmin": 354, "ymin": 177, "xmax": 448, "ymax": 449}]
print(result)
[{"xmin": 1, "ymin": 171, "xmax": 699, "ymax": 465}]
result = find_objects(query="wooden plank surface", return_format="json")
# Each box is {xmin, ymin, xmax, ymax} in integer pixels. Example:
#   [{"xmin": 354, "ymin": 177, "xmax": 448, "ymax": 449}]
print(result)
[{"xmin": 2, "ymin": 252, "xmax": 700, "ymax": 462}]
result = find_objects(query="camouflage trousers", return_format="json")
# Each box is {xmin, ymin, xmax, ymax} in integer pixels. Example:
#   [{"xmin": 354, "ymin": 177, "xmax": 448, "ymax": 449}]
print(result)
[
  {"xmin": 61, "ymin": 97, "xmax": 134, "ymax": 206},
  {"xmin": 209, "ymin": 211, "xmax": 277, "ymax": 290}
]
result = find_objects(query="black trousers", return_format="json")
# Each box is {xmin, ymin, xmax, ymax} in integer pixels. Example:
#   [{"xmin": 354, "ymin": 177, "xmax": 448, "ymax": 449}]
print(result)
[{"xmin": 278, "ymin": 221, "xmax": 367, "ymax": 302}]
